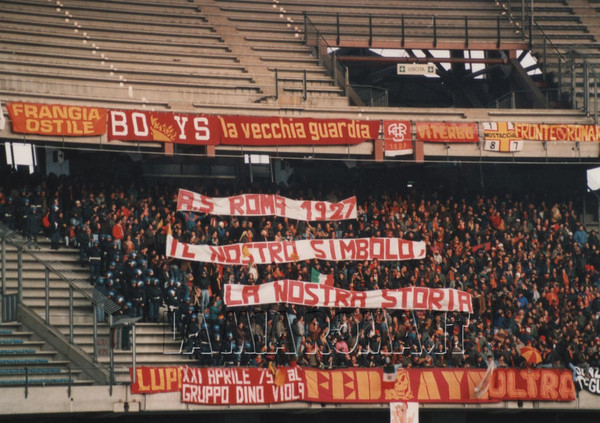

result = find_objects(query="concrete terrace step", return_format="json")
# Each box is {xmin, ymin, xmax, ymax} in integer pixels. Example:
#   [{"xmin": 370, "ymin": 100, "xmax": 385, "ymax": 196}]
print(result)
[
  {"xmin": 0, "ymin": 29, "xmax": 231, "ymax": 53},
  {"xmin": 0, "ymin": 18, "xmax": 222, "ymax": 40},
  {"xmin": 0, "ymin": 8, "xmax": 213, "ymax": 30},
  {"xmin": 0, "ymin": 38, "xmax": 241, "ymax": 63},
  {"xmin": 1, "ymin": 0, "xmax": 205, "ymax": 22},
  {"xmin": 0, "ymin": 48, "xmax": 249, "ymax": 74},
  {"xmin": 1, "ymin": 60, "xmax": 256, "ymax": 85}
]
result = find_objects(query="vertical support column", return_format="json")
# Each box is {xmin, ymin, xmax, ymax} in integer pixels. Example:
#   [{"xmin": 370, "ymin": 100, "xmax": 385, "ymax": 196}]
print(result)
[
  {"xmin": 465, "ymin": 16, "xmax": 469, "ymax": 48},
  {"xmin": 132, "ymin": 324, "xmax": 137, "ymax": 385},
  {"xmin": 594, "ymin": 71, "xmax": 598, "ymax": 123},
  {"xmin": 542, "ymin": 39, "xmax": 547, "ymax": 81},
  {"xmin": 1, "ymin": 240, "xmax": 5, "ymax": 297},
  {"xmin": 17, "ymin": 247, "xmax": 23, "ymax": 304},
  {"xmin": 109, "ymin": 327, "xmax": 114, "ymax": 395},
  {"xmin": 274, "ymin": 69, "xmax": 278, "ymax": 101},
  {"xmin": 45, "ymin": 268, "xmax": 49, "ymax": 323},
  {"xmin": 433, "ymin": 15, "xmax": 437, "ymax": 48},
  {"xmin": 401, "ymin": 15, "xmax": 405, "ymax": 47},
  {"xmin": 302, "ymin": 69, "xmax": 307, "ymax": 101},
  {"xmin": 584, "ymin": 61, "xmax": 589, "ymax": 115},
  {"xmin": 497, "ymin": 16, "xmax": 501, "ymax": 49},
  {"xmin": 93, "ymin": 304, "xmax": 98, "ymax": 363},
  {"xmin": 558, "ymin": 58, "xmax": 562, "ymax": 102},
  {"xmin": 521, "ymin": 0, "xmax": 526, "ymax": 38},
  {"xmin": 571, "ymin": 56, "xmax": 576, "ymax": 109},
  {"xmin": 336, "ymin": 13, "xmax": 340, "ymax": 45},
  {"xmin": 69, "ymin": 286, "xmax": 74, "ymax": 344},
  {"xmin": 368, "ymin": 14, "xmax": 372, "ymax": 47}
]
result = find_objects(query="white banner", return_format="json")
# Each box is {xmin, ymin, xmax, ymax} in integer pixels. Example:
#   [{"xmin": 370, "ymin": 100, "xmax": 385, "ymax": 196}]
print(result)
[
  {"xmin": 0, "ymin": 101, "xmax": 5, "ymax": 130},
  {"xmin": 224, "ymin": 280, "xmax": 473, "ymax": 312},
  {"xmin": 167, "ymin": 235, "xmax": 426, "ymax": 265},
  {"xmin": 390, "ymin": 402, "xmax": 419, "ymax": 423},
  {"xmin": 574, "ymin": 366, "xmax": 600, "ymax": 395},
  {"xmin": 177, "ymin": 189, "xmax": 357, "ymax": 221}
]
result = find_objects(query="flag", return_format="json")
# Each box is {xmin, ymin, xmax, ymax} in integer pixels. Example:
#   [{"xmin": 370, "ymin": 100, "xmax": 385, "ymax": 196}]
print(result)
[
  {"xmin": 274, "ymin": 367, "xmax": 287, "ymax": 386},
  {"xmin": 0, "ymin": 101, "xmax": 5, "ymax": 130},
  {"xmin": 310, "ymin": 268, "xmax": 334, "ymax": 286},
  {"xmin": 474, "ymin": 359, "xmax": 495, "ymax": 398},
  {"xmin": 471, "ymin": 242, "xmax": 491, "ymax": 253}
]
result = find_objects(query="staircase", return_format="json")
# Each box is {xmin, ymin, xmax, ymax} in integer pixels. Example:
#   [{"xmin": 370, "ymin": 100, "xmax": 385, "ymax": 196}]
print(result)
[
  {"xmin": 1, "ymin": 235, "xmax": 196, "ymax": 384},
  {"xmin": 0, "ymin": 321, "xmax": 93, "ymax": 386}
]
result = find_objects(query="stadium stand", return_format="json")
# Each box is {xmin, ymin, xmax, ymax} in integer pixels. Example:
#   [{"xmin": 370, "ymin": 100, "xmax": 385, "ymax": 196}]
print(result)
[
  {"xmin": 2, "ymin": 0, "xmax": 600, "ymax": 419},
  {"xmin": 0, "ymin": 0, "xmax": 263, "ymax": 107}
]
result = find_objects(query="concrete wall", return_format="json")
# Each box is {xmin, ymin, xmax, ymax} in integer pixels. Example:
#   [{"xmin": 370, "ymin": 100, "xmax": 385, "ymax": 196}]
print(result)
[{"xmin": 1, "ymin": 385, "xmax": 599, "ymax": 416}]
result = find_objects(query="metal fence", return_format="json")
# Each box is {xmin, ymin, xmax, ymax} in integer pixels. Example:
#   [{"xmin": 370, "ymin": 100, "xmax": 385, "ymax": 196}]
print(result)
[{"xmin": 303, "ymin": 14, "xmax": 364, "ymax": 106}]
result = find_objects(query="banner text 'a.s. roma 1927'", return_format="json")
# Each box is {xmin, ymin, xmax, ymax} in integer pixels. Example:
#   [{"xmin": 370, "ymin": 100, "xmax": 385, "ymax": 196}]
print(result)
[{"xmin": 177, "ymin": 189, "xmax": 357, "ymax": 221}]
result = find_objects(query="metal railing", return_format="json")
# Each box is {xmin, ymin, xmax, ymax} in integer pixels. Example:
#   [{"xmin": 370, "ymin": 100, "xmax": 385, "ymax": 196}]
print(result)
[
  {"xmin": 303, "ymin": 11, "xmax": 517, "ymax": 51},
  {"xmin": 0, "ymin": 223, "xmax": 120, "ymax": 366},
  {"xmin": 303, "ymin": 14, "xmax": 364, "ymax": 106},
  {"xmin": 352, "ymin": 84, "xmax": 389, "ymax": 107},
  {"xmin": 496, "ymin": 0, "xmax": 600, "ymax": 121}
]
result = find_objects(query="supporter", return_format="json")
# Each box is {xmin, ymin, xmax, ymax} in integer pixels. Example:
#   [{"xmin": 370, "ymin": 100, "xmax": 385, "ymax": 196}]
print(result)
[{"xmin": 2, "ymin": 167, "xmax": 600, "ymax": 371}]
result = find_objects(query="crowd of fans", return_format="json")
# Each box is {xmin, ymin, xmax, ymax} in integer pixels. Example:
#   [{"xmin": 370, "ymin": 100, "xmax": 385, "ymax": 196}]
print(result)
[{"xmin": 0, "ymin": 166, "xmax": 599, "ymax": 371}]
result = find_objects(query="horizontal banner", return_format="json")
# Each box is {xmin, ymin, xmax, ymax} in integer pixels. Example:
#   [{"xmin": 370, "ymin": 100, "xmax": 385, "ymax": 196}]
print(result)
[
  {"xmin": 107, "ymin": 109, "xmax": 219, "ymax": 145},
  {"xmin": 416, "ymin": 122, "xmax": 479, "ymax": 143},
  {"xmin": 483, "ymin": 122, "xmax": 523, "ymax": 152},
  {"xmin": 7, "ymin": 102, "xmax": 107, "ymax": 136},
  {"xmin": 574, "ymin": 366, "xmax": 600, "ymax": 395},
  {"xmin": 514, "ymin": 123, "xmax": 600, "ymax": 142},
  {"xmin": 130, "ymin": 367, "xmax": 182, "ymax": 394},
  {"xmin": 177, "ymin": 189, "xmax": 357, "ymax": 221},
  {"xmin": 224, "ymin": 280, "xmax": 473, "ymax": 312},
  {"xmin": 132, "ymin": 367, "xmax": 575, "ymax": 403},
  {"xmin": 181, "ymin": 366, "xmax": 304, "ymax": 405},
  {"xmin": 166, "ymin": 235, "xmax": 427, "ymax": 265},
  {"xmin": 384, "ymin": 121, "xmax": 413, "ymax": 157},
  {"xmin": 218, "ymin": 115, "xmax": 380, "ymax": 145}
]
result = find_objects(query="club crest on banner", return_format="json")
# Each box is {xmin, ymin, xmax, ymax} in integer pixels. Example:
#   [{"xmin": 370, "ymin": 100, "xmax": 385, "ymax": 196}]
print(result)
[
  {"xmin": 384, "ymin": 121, "xmax": 412, "ymax": 157},
  {"xmin": 483, "ymin": 122, "xmax": 523, "ymax": 152}
]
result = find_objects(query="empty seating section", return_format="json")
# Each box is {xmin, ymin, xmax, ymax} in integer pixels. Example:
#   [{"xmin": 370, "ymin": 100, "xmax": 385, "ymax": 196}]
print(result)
[
  {"xmin": 216, "ymin": 0, "xmax": 524, "ymax": 47},
  {"xmin": 0, "ymin": 0, "xmax": 262, "ymax": 107},
  {"xmin": 0, "ymin": 322, "xmax": 93, "ymax": 386},
  {"xmin": 496, "ymin": 0, "xmax": 600, "ymax": 106}
]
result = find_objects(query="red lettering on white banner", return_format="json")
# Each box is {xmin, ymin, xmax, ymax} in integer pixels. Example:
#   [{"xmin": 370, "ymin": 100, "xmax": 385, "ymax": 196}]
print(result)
[
  {"xmin": 166, "ymin": 235, "xmax": 426, "ymax": 265},
  {"xmin": 223, "ymin": 281, "xmax": 473, "ymax": 312},
  {"xmin": 176, "ymin": 189, "xmax": 357, "ymax": 221}
]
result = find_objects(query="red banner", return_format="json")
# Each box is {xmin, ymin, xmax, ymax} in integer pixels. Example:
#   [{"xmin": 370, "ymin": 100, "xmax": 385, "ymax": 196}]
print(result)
[
  {"xmin": 107, "ymin": 109, "xmax": 219, "ymax": 144},
  {"xmin": 130, "ymin": 366, "xmax": 182, "ymax": 394},
  {"xmin": 177, "ymin": 189, "xmax": 357, "ymax": 221},
  {"xmin": 7, "ymin": 102, "xmax": 107, "ymax": 136},
  {"xmin": 181, "ymin": 366, "xmax": 304, "ymax": 405},
  {"xmin": 514, "ymin": 123, "xmax": 600, "ymax": 142},
  {"xmin": 217, "ymin": 115, "xmax": 380, "ymax": 145},
  {"xmin": 416, "ymin": 122, "xmax": 479, "ymax": 143},
  {"xmin": 384, "ymin": 121, "xmax": 412, "ymax": 156},
  {"xmin": 131, "ymin": 367, "xmax": 575, "ymax": 403}
]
